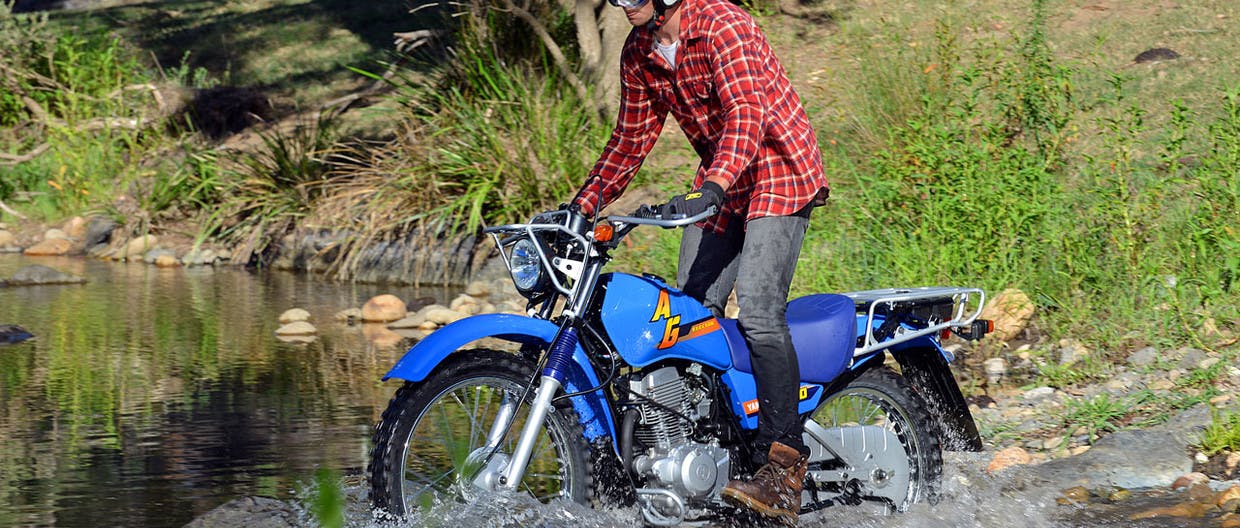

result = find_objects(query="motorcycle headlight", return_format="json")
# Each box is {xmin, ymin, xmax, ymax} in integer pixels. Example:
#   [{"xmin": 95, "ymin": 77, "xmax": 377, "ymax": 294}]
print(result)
[{"xmin": 509, "ymin": 238, "xmax": 546, "ymax": 294}]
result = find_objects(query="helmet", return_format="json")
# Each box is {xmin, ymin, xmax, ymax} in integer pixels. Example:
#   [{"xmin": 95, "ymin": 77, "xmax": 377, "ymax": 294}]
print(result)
[{"xmin": 607, "ymin": 0, "xmax": 682, "ymax": 28}]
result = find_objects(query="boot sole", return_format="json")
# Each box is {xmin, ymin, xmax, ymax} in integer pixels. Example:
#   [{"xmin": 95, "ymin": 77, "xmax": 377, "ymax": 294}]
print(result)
[{"xmin": 720, "ymin": 487, "xmax": 798, "ymax": 525}]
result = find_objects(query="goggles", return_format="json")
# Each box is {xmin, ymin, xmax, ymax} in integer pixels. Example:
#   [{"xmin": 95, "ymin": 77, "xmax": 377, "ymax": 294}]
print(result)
[{"xmin": 607, "ymin": 0, "xmax": 649, "ymax": 8}]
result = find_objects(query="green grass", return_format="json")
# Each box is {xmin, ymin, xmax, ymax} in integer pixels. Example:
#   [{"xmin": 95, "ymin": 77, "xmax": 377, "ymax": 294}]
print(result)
[
  {"xmin": 1200, "ymin": 409, "xmax": 1240, "ymax": 456},
  {"xmin": 1062, "ymin": 393, "xmax": 1140, "ymax": 444}
]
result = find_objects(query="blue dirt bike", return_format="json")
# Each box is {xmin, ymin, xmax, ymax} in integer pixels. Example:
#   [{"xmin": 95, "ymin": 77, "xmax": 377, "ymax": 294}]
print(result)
[{"xmin": 368, "ymin": 204, "xmax": 989, "ymax": 525}]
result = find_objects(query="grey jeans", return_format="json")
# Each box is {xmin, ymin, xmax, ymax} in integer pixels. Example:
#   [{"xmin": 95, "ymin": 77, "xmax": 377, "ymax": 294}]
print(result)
[{"xmin": 677, "ymin": 214, "xmax": 810, "ymax": 458}]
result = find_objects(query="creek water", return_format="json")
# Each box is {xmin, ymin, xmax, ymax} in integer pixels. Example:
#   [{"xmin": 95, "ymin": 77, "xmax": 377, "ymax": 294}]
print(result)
[
  {"xmin": 0, "ymin": 254, "xmax": 447, "ymax": 527},
  {"xmin": 0, "ymin": 255, "xmax": 1213, "ymax": 528}
]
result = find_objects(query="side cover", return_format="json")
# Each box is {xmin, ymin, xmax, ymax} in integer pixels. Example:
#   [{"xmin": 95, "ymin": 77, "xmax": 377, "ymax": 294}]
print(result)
[{"xmin": 594, "ymin": 273, "xmax": 733, "ymax": 370}]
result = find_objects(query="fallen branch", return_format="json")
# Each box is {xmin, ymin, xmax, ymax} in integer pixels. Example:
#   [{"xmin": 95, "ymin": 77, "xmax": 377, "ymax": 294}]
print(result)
[
  {"xmin": 108, "ymin": 83, "xmax": 166, "ymax": 112},
  {"xmin": 393, "ymin": 29, "xmax": 442, "ymax": 53},
  {"xmin": 0, "ymin": 143, "xmax": 51, "ymax": 166},
  {"xmin": 0, "ymin": 200, "xmax": 28, "ymax": 220},
  {"xmin": 76, "ymin": 117, "xmax": 144, "ymax": 131}
]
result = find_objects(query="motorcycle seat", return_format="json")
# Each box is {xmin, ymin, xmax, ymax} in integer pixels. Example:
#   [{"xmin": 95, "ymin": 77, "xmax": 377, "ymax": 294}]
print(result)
[{"xmin": 719, "ymin": 294, "xmax": 856, "ymax": 383}]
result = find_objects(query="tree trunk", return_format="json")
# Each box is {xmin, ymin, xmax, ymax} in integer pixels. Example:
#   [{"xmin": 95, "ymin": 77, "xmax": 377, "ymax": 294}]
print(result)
[{"xmin": 574, "ymin": 0, "xmax": 629, "ymax": 119}]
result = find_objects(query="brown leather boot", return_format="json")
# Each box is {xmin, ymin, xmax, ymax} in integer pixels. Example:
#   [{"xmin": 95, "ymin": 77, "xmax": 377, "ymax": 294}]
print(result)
[{"xmin": 721, "ymin": 441, "xmax": 808, "ymax": 525}]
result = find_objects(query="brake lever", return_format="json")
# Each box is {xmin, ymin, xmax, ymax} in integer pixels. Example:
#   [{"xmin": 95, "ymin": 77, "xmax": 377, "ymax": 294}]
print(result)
[{"xmin": 632, "ymin": 204, "xmax": 661, "ymax": 220}]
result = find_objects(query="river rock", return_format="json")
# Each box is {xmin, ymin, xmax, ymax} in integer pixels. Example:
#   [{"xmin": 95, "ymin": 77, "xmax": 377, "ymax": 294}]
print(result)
[
  {"xmin": 144, "ymin": 248, "xmax": 176, "ymax": 264},
  {"xmin": 183, "ymin": 248, "xmax": 220, "ymax": 266},
  {"xmin": 1217, "ymin": 485, "xmax": 1240, "ymax": 510},
  {"xmin": 425, "ymin": 307, "xmax": 466, "ymax": 326},
  {"xmin": 62, "ymin": 216, "xmax": 88, "ymax": 238},
  {"xmin": 980, "ymin": 288, "xmax": 1035, "ymax": 342},
  {"xmin": 5, "ymin": 264, "xmax": 86, "ymax": 285},
  {"xmin": 450, "ymin": 293, "xmax": 479, "ymax": 311},
  {"xmin": 182, "ymin": 496, "xmax": 298, "ymax": 528},
  {"xmin": 154, "ymin": 254, "xmax": 181, "ymax": 267},
  {"xmin": 1012, "ymin": 406, "xmax": 1210, "ymax": 490},
  {"xmin": 334, "ymin": 308, "xmax": 361, "ymax": 323},
  {"xmin": 43, "ymin": 228, "xmax": 68, "ymax": 240},
  {"xmin": 23, "ymin": 238, "xmax": 72, "ymax": 256},
  {"xmin": 83, "ymin": 217, "xmax": 117, "ymax": 250},
  {"xmin": 987, "ymin": 446, "xmax": 1032, "ymax": 473},
  {"xmin": 278, "ymin": 308, "xmax": 310, "ymax": 324},
  {"xmin": 274, "ymin": 321, "xmax": 316, "ymax": 336},
  {"xmin": 387, "ymin": 314, "xmax": 426, "ymax": 329},
  {"xmin": 0, "ymin": 229, "xmax": 16, "ymax": 248},
  {"xmin": 464, "ymin": 280, "xmax": 491, "ymax": 298},
  {"xmin": 122, "ymin": 235, "xmax": 157, "ymax": 259},
  {"xmin": 1171, "ymin": 472, "xmax": 1210, "ymax": 490},
  {"xmin": 362, "ymin": 294, "xmax": 407, "ymax": 322}
]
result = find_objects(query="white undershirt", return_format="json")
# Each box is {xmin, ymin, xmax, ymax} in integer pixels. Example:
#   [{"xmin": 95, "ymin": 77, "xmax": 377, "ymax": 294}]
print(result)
[{"xmin": 655, "ymin": 40, "xmax": 679, "ymax": 68}]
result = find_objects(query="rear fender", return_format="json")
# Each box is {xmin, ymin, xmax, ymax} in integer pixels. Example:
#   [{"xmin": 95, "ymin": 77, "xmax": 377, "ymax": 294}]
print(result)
[
  {"xmin": 384, "ymin": 313, "xmax": 616, "ymax": 442},
  {"xmin": 891, "ymin": 346, "xmax": 983, "ymax": 451}
]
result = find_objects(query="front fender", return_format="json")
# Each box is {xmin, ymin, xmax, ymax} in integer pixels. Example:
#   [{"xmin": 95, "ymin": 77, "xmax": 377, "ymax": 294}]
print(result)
[
  {"xmin": 385, "ymin": 313, "xmax": 558, "ymax": 382},
  {"xmin": 384, "ymin": 313, "xmax": 616, "ymax": 442}
]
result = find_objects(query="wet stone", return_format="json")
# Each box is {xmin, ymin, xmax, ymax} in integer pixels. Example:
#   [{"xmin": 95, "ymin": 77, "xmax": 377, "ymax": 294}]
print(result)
[{"xmin": 1057, "ymin": 486, "xmax": 1090, "ymax": 505}]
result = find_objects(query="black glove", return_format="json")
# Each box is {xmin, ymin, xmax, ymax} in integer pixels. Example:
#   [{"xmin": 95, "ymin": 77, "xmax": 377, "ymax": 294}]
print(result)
[{"xmin": 662, "ymin": 181, "xmax": 723, "ymax": 218}]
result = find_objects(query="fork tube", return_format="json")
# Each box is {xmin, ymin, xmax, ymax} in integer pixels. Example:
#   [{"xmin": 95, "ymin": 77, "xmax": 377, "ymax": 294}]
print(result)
[
  {"xmin": 499, "ymin": 375, "xmax": 562, "ymax": 489},
  {"xmin": 485, "ymin": 396, "xmax": 519, "ymax": 448},
  {"xmin": 499, "ymin": 326, "xmax": 579, "ymax": 489}
]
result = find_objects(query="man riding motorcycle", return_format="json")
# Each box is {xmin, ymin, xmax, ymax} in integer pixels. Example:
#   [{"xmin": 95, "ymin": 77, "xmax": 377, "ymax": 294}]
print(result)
[{"xmin": 573, "ymin": 0, "xmax": 829, "ymax": 521}]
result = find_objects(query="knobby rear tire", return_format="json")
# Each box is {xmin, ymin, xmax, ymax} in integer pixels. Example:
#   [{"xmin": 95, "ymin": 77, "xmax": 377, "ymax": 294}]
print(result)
[
  {"xmin": 368, "ymin": 349, "xmax": 594, "ymax": 518},
  {"xmin": 812, "ymin": 366, "xmax": 943, "ymax": 510}
]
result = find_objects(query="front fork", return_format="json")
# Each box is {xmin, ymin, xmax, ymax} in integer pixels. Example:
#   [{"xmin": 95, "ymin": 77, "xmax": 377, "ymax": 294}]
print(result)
[{"xmin": 495, "ymin": 326, "xmax": 580, "ymax": 490}]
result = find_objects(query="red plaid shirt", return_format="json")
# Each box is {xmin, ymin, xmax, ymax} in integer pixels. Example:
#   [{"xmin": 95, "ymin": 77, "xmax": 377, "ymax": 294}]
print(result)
[{"xmin": 576, "ymin": 0, "xmax": 827, "ymax": 233}]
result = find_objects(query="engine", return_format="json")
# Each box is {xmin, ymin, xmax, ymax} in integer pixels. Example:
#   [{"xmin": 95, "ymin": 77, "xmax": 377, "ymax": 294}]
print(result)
[{"xmin": 625, "ymin": 366, "xmax": 731, "ymax": 525}]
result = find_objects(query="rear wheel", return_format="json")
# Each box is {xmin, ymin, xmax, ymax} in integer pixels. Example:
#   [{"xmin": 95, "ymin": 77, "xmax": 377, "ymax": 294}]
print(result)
[
  {"xmin": 804, "ymin": 367, "xmax": 942, "ymax": 511},
  {"xmin": 368, "ymin": 350, "xmax": 593, "ymax": 517}
]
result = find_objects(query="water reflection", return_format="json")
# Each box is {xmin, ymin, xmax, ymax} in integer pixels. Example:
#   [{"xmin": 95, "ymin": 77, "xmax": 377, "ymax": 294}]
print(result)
[{"xmin": 0, "ymin": 255, "xmax": 442, "ymax": 528}]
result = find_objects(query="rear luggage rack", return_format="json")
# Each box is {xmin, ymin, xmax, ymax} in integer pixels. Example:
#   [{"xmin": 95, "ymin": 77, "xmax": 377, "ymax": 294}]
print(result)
[{"xmin": 841, "ymin": 287, "xmax": 985, "ymax": 357}]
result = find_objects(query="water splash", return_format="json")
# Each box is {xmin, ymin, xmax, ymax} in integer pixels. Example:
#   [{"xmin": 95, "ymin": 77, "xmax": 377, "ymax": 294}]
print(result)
[{"xmin": 318, "ymin": 454, "xmax": 1221, "ymax": 528}]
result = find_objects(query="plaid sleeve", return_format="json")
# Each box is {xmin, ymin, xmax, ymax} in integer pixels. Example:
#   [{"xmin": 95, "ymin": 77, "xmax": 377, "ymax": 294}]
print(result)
[
  {"xmin": 702, "ymin": 22, "xmax": 766, "ymax": 190},
  {"xmin": 575, "ymin": 61, "xmax": 666, "ymax": 216}
]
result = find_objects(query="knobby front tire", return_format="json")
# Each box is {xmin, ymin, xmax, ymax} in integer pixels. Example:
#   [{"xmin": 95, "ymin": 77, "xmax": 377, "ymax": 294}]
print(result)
[{"xmin": 368, "ymin": 350, "xmax": 594, "ymax": 517}]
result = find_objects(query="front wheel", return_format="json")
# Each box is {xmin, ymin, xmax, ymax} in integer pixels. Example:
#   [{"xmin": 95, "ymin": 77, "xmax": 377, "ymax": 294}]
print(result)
[
  {"xmin": 804, "ymin": 366, "xmax": 943, "ymax": 512},
  {"xmin": 368, "ymin": 350, "xmax": 593, "ymax": 517}
]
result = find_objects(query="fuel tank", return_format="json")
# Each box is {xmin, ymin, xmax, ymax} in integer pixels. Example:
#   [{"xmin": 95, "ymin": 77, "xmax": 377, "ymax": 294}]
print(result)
[{"xmin": 593, "ymin": 273, "xmax": 732, "ymax": 370}]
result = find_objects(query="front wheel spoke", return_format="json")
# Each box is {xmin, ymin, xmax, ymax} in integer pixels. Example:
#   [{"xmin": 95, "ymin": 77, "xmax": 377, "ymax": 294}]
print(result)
[
  {"xmin": 406, "ymin": 467, "xmax": 458, "ymax": 499},
  {"xmin": 450, "ymin": 391, "xmax": 485, "ymax": 447}
]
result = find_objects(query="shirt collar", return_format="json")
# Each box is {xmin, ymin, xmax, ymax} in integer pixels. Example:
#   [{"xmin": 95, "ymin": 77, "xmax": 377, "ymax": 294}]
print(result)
[
  {"xmin": 639, "ymin": 0, "xmax": 704, "ymax": 70},
  {"xmin": 677, "ymin": 0, "xmax": 705, "ymax": 41}
]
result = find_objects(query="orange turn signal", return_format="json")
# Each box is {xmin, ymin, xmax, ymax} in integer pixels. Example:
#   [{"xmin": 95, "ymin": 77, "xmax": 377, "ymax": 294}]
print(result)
[{"xmin": 593, "ymin": 223, "xmax": 615, "ymax": 243}]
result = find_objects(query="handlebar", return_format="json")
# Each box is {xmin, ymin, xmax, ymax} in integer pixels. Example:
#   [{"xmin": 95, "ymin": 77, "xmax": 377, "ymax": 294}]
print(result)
[{"xmin": 607, "ymin": 205, "xmax": 718, "ymax": 228}]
